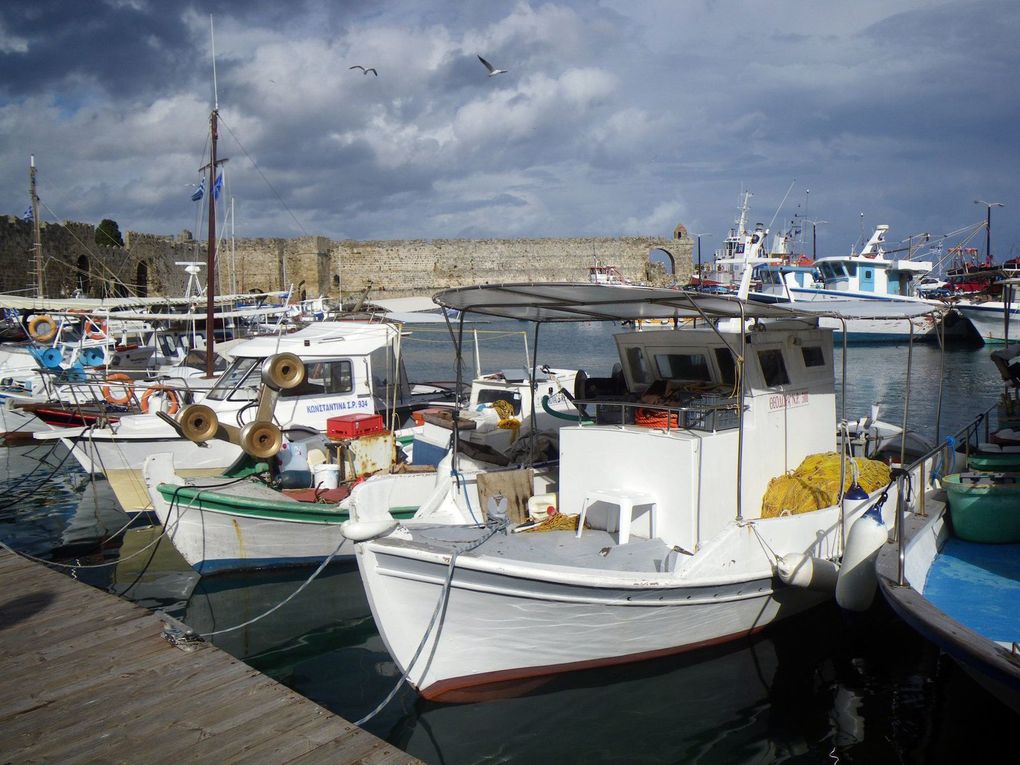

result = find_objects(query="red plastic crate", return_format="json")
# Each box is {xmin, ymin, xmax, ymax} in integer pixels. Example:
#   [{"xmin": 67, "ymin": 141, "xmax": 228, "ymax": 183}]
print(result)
[{"xmin": 327, "ymin": 413, "xmax": 386, "ymax": 439}]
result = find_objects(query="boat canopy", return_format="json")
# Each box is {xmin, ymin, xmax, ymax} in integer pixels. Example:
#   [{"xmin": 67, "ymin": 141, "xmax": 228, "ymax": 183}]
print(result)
[
  {"xmin": 0, "ymin": 291, "xmax": 290, "ymax": 313},
  {"xmin": 432, "ymin": 282, "xmax": 947, "ymax": 323}
]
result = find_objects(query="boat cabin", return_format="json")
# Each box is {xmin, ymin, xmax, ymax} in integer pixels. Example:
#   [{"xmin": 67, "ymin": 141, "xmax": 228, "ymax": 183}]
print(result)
[
  {"xmin": 201, "ymin": 321, "xmax": 411, "ymax": 432},
  {"xmin": 559, "ymin": 323, "xmax": 836, "ymax": 555}
]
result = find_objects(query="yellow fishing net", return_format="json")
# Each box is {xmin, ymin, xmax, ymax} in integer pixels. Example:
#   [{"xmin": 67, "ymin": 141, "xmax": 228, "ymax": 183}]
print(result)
[
  {"xmin": 493, "ymin": 399, "xmax": 521, "ymax": 442},
  {"xmin": 760, "ymin": 452, "xmax": 890, "ymax": 518}
]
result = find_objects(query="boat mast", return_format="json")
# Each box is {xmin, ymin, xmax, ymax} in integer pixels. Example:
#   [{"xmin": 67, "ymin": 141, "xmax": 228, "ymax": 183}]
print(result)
[
  {"xmin": 203, "ymin": 15, "xmax": 220, "ymax": 378},
  {"xmin": 205, "ymin": 108, "xmax": 218, "ymax": 378},
  {"xmin": 29, "ymin": 155, "xmax": 43, "ymax": 298}
]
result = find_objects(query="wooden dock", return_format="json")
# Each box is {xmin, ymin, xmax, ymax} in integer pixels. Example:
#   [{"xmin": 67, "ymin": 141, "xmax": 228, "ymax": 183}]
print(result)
[{"xmin": 0, "ymin": 549, "xmax": 420, "ymax": 764}]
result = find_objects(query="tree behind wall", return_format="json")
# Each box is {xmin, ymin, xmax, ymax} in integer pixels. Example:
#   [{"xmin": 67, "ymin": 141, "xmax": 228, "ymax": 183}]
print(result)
[{"xmin": 95, "ymin": 218, "xmax": 124, "ymax": 247}]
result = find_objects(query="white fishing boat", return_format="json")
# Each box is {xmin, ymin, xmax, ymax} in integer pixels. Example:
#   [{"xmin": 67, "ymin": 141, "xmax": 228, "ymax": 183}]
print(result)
[
  {"xmin": 345, "ymin": 282, "xmax": 944, "ymax": 701},
  {"xmin": 695, "ymin": 192, "xmax": 783, "ymax": 292},
  {"xmin": 36, "ymin": 320, "xmax": 433, "ymax": 513},
  {"xmin": 754, "ymin": 225, "xmax": 942, "ymax": 342}
]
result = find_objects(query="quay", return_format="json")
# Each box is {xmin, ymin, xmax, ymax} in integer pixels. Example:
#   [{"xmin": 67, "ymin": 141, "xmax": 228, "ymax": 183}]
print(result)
[{"xmin": 0, "ymin": 548, "xmax": 420, "ymax": 764}]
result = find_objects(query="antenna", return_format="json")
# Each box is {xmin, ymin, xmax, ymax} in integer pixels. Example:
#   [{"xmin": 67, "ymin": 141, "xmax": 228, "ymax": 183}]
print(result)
[{"xmin": 210, "ymin": 15, "xmax": 219, "ymax": 110}]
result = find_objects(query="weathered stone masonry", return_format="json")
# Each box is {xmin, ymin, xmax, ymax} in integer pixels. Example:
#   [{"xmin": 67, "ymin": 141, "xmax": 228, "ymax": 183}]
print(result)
[{"xmin": 0, "ymin": 216, "xmax": 693, "ymax": 302}]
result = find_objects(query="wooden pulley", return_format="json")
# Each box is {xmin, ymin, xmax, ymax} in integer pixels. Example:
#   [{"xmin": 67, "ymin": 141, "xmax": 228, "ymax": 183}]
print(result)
[
  {"xmin": 239, "ymin": 420, "xmax": 283, "ymax": 459},
  {"xmin": 177, "ymin": 404, "xmax": 220, "ymax": 443},
  {"xmin": 261, "ymin": 353, "xmax": 305, "ymax": 391}
]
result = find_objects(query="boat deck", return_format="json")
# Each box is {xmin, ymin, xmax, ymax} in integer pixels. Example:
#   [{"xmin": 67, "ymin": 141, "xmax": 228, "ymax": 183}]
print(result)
[
  {"xmin": 925, "ymin": 538, "xmax": 1020, "ymax": 645},
  {"xmin": 0, "ymin": 548, "xmax": 419, "ymax": 764}
]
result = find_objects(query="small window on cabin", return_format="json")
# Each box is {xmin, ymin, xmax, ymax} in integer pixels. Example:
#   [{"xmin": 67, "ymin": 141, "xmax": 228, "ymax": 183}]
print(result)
[
  {"xmin": 801, "ymin": 346, "xmax": 825, "ymax": 367},
  {"xmin": 714, "ymin": 347, "xmax": 737, "ymax": 385},
  {"xmin": 864, "ymin": 270, "xmax": 873, "ymax": 279},
  {"xmin": 757, "ymin": 349, "xmax": 790, "ymax": 386},
  {"xmin": 282, "ymin": 359, "xmax": 353, "ymax": 397},
  {"xmin": 845, "ymin": 263, "xmax": 857, "ymax": 277},
  {"xmin": 626, "ymin": 346, "xmax": 650, "ymax": 384},
  {"xmin": 653, "ymin": 353, "xmax": 712, "ymax": 382}
]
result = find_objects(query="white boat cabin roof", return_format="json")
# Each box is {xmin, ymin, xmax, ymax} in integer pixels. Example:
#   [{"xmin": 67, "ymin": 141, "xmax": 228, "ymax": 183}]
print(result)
[
  {"xmin": 432, "ymin": 283, "xmax": 946, "ymax": 323},
  {"xmin": 227, "ymin": 320, "xmax": 400, "ymax": 359}
]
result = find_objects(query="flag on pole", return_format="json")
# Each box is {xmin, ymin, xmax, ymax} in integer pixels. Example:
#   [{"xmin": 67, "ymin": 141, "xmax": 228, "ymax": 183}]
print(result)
[
  {"xmin": 21, "ymin": 206, "xmax": 32, "ymax": 221},
  {"xmin": 213, "ymin": 171, "xmax": 224, "ymax": 200},
  {"xmin": 191, "ymin": 178, "xmax": 205, "ymax": 202}
]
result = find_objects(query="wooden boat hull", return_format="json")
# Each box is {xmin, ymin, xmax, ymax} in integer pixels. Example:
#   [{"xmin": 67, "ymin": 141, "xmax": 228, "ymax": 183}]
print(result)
[{"xmin": 943, "ymin": 472, "xmax": 1020, "ymax": 543}]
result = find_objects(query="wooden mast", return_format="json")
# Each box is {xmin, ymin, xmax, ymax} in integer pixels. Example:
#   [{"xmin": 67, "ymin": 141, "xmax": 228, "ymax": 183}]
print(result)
[{"xmin": 205, "ymin": 108, "xmax": 218, "ymax": 378}]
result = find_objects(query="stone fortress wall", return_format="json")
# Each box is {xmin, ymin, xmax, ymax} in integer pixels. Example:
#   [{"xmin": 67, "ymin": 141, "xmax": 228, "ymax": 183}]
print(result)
[{"xmin": 0, "ymin": 216, "xmax": 693, "ymax": 303}]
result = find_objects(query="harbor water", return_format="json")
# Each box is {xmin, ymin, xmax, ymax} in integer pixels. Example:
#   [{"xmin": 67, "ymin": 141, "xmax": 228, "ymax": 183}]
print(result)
[{"xmin": 1, "ymin": 321, "xmax": 1015, "ymax": 763}]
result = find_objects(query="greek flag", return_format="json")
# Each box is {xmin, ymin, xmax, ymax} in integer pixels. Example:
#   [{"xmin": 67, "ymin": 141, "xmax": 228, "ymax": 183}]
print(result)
[
  {"xmin": 213, "ymin": 171, "xmax": 224, "ymax": 200},
  {"xmin": 21, "ymin": 206, "xmax": 32, "ymax": 221},
  {"xmin": 191, "ymin": 178, "xmax": 205, "ymax": 202}
]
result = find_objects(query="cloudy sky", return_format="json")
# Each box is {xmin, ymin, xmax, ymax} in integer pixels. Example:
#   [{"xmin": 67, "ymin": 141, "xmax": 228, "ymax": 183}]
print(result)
[{"xmin": 1, "ymin": 0, "xmax": 1016, "ymax": 267}]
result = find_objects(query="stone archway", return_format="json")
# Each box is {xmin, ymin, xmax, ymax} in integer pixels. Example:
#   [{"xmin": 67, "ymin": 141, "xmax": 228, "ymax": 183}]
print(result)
[
  {"xmin": 648, "ymin": 247, "xmax": 676, "ymax": 275},
  {"xmin": 135, "ymin": 261, "xmax": 149, "ymax": 298},
  {"xmin": 75, "ymin": 254, "xmax": 91, "ymax": 295}
]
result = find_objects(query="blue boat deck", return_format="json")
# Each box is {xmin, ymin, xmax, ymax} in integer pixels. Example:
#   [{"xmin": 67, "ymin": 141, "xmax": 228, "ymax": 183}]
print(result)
[{"xmin": 925, "ymin": 539, "xmax": 1020, "ymax": 644}]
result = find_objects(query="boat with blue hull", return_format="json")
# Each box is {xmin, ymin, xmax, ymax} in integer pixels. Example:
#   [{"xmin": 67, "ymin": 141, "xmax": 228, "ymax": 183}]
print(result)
[{"xmin": 876, "ymin": 490, "xmax": 1020, "ymax": 714}]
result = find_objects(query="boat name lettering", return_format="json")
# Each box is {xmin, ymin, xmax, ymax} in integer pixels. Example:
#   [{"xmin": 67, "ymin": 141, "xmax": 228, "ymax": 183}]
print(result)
[
  {"xmin": 769, "ymin": 391, "xmax": 809, "ymax": 410},
  {"xmin": 305, "ymin": 400, "xmax": 370, "ymax": 414}
]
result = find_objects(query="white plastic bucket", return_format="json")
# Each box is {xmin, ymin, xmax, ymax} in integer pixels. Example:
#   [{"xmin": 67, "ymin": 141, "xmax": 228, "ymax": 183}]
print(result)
[{"xmin": 312, "ymin": 463, "xmax": 341, "ymax": 491}]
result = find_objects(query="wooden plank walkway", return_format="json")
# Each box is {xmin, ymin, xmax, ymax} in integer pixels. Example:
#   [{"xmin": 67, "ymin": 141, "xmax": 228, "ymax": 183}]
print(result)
[{"xmin": 0, "ymin": 549, "xmax": 421, "ymax": 764}]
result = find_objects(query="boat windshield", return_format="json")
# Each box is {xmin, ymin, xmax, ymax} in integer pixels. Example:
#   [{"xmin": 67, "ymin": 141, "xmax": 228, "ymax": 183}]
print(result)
[{"xmin": 204, "ymin": 357, "xmax": 260, "ymax": 402}]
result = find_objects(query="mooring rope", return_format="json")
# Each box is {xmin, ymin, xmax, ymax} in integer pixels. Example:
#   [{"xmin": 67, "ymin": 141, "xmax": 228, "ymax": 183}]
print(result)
[{"xmin": 355, "ymin": 520, "xmax": 506, "ymax": 726}]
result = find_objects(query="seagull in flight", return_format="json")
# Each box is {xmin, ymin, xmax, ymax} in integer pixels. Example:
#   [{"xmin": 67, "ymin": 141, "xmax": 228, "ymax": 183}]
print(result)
[
  {"xmin": 477, "ymin": 55, "xmax": 508, "ymax": 76},
  {"xmin": 349, "ymin": 65, "xmax": 378, "ymax": 76}
]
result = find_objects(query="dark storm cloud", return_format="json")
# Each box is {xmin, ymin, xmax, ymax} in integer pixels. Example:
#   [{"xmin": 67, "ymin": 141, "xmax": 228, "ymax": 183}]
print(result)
[{"xmin": 0, "ymin": 1, "xmax": 1017, "ymax": 256}]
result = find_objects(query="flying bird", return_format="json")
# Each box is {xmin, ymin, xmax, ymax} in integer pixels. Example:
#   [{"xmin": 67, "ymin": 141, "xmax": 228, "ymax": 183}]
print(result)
[
  {"xmin": 477, "ymin": 55, "xmax": 507, "ymax": 76},
  {"xmin": 349, "ymin": 65, "xmax": 378, "ymax": 76}
]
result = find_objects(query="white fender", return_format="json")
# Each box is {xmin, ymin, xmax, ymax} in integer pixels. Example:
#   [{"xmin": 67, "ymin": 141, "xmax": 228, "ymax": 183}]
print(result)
[
  {"xmin": 835, "ymin": 506, "xmax": 888, "ymax": 611},
  {"xmin": 776, "ymin": 553, "xmax": 839, "ymax": 592},
  {"xmin": 340, "ymin": 519, "xmax": 398, "ymax": 542}
]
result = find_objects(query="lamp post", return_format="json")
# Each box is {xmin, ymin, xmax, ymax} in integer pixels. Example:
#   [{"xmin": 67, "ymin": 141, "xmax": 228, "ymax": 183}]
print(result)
[
  {"xmin": 695, "ymin": 233, "xmax": 711, "ymax": 284},
  {"xmin": 974, "ymin": 200, "xmax": 1005, "ymax": 263}
]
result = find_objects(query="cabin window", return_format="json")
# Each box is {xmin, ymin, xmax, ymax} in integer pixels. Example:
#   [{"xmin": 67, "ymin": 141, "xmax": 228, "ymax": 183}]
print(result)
[
  {"xmin": 205, "ymin": 357, "xmax": 260, "ymax": 401},
  {"xmin": 654, "ymin": 352, "xmax": 712, "ymax": 382},
  {"xmin": 801, "ymin": 346, "xmax": 825, "ymax": 367},
  {"xmin": 626, "ymin": 346, "xmax": 651, "ymax": 384},
  {"xmin": 282, "ymin": 360, "xmax": 353, "ymax": 397},
  {"xmin": 714, "ymin": 347, "xmax": 737, "ymax": 385},
  {"xmin": 757, "ymin": 349, "xmax": 790, "ymax": 386},
  {"xmin": 845, "ymin": 263, "xmax": 857, "ymax": 277}
]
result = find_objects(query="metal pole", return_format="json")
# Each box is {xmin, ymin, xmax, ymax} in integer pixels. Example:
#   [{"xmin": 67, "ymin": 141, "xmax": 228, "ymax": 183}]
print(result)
[{"xmin": 736, "ymin": 304, "xmax": 746, "ymax": 522}]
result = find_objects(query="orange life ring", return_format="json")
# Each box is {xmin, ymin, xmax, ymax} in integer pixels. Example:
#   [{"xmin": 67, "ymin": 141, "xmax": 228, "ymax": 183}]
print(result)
[
  {"xmin": 85, "ymin": 317, "xmax": 108, "ymax": 340},
  {"xmin": 27, "ymin": 314, "xmax": 58, "ymax": 343},
  {"xmin": 140, "ymin": 385, "xmax": 181, "ymax": 415},
  {"xmin": 102, "ymin": 373, "xmax": 134, "ymax": 406}
]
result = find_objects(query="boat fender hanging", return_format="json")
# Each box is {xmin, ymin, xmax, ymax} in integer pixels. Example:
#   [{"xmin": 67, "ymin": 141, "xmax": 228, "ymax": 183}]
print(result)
[
  {"xmin": 835, "ymin": 502, "xmax": 888, "ymax": 612},
  {"xmin": 341, "ymin": 518, "xmax": 398, "ymax": 542},
  {"xmin": 775, "ymin": 553, "xmax": 839, "ymax": 592}
]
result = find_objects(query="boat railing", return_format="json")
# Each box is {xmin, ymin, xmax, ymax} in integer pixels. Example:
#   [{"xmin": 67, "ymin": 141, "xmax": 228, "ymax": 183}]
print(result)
[
  {"xmin": 892, "ymin": 402, "xmax": 998, "ymax": 586},
  {"xmin": 574, "ymin": 395, "xmax": 744, "ymax": 434}
]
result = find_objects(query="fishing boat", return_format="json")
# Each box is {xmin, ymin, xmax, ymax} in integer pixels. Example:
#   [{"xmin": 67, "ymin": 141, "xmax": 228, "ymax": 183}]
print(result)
[
  {"xmin": 693, "ymin": 192, "xmax": 783, "ymax": 292},
  {"xmin": 754, "ymin": 225, "xmax": 943, "ymax": 342},
  {"xmin": 345, "ymin": 282, "xmax": 944, "ymax": 701},
  {"xmin": 875, "ymin": 447, "xmax": 1020, "ymax": 713},
  {"xmin": 36, "ymin": 320, "xmax": 441, "ymax": 514}
]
